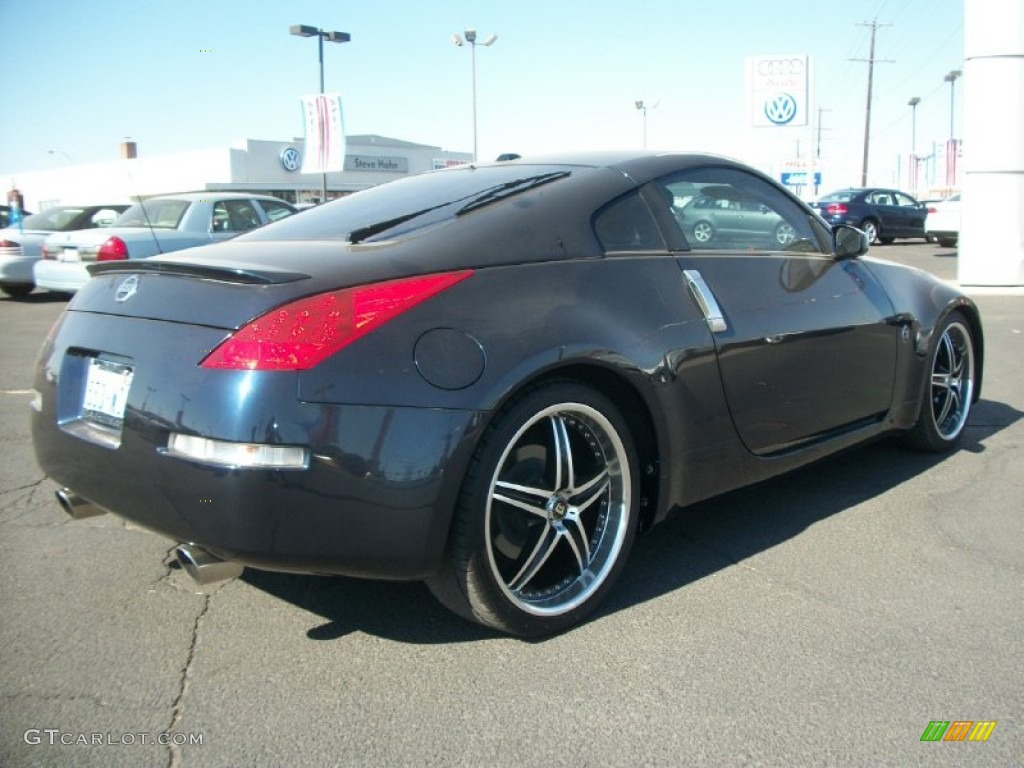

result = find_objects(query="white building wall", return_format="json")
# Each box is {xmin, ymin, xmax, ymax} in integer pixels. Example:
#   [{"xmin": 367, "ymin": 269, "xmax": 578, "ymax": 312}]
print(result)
[{"xmin": 6, "ymin": 136, "xmax": 471, "ymax": 211}]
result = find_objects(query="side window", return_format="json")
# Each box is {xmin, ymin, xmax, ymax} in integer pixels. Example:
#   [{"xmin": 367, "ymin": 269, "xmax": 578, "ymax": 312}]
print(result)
[
  {"xmin": 211, "ymin": 202, "xmax": 231, "ymax": 233},
  {"xmin": 594, "ymin": 191, "xmax": 665, "ymax": 252},
  {"xmin": 89, "ymin": 209, "xmax": 122, "ymax": 228},
  {"xmin": 213, "ymin": 200, "xmax": 261, "ymax": 233},
  {"xmin": 894, "ymin": 192, "xmax": 917, "ymax": 207},
  {"xmin": 658, "ymin": 167, "xmax": 824, "ymax": 253},
  {"xmin": 257, "ymin": 199, "xmax": 296, "ymax": 222}
]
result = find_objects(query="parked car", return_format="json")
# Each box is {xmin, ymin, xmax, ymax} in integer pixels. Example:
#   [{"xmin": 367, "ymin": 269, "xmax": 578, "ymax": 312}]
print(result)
[
  {"xmin": 675, "ymin": 192, "xmax": 797, "ymax": 247},
  {"xmin": 34, "ymin": 192, "xmax": 297, "ymax": 293},
  {"xmin": 32, "ymin": 152, "xmax": 982, "ymax": 637},
  {"xmin": 0, "ymin": 204, "xmax": 129, "ymax": 297},
  {"xmin": 810, "ymin": 187, "xmax": 928, "ymax": 244},
  {"xmin": 1, "ymin": 204, "xmax": 33, "ymax": 229},
  {"xmin": 925, "ymin": 193, "xmax": 961, "ymax": 248}
]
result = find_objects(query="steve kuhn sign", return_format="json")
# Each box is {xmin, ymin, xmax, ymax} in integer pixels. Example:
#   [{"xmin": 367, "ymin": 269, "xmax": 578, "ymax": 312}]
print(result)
[{"xmin": 344, "ymin": 155, "xmax": 408, "ymax": 173}]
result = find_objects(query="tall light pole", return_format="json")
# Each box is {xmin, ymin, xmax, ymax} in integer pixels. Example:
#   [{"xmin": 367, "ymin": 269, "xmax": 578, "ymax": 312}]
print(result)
[
  {"xmin": 907, "ymin": 97, "xmax": 920, "ymax": 191},
  {"xmin": 635, "ymin": 100, "xmax": 658, "ymax": 150},
  {"xmin": 452, "ymin": 28, "xmax": 497, "ymax": 162},
  {"xmin": 907, "ymin": 97, "xmax": 920, "ymax": 156},
  {"xmin": 944, "ymin": 69, "xmax": 962, "ymax": 139},
  {"xmin": 290, "ymin": 24, "xmax": 351, "ymax": 202}
]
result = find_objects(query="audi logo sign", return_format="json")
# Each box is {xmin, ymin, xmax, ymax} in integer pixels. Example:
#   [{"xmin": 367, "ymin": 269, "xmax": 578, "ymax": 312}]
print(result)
[
  {"xmin": 756, "ymin": 58, "xmax": 805, "ymax": 76},
  {"xmin": 747, "ymin": 54, "xmax": 810, "ymax": 128}
]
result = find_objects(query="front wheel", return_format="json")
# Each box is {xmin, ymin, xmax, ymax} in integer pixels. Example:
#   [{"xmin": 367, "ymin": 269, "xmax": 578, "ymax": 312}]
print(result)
[
  {"xmin": 900, "ymin": 312, "xmax": 976, "ymax": 452},
  {"xmin": 427, "ymin": 381, "xmax": 639, "ymax": 636}
]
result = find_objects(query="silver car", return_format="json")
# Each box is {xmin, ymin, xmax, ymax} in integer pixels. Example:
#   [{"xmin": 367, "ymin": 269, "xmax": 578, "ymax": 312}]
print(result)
[
  {"xmin": 35, "ymin": 192, "xmax": 297, "ymax": 294},
  {"xmin": 0, "ymin": 205, "xmax": 128, "ymax": 297}
]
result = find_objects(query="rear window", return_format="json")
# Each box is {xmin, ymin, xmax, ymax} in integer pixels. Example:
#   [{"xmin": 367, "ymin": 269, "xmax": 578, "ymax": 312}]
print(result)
[
  {"xmin": 818, "ymin": 190, "xmax": 854, "ymax": 203},
  {"xmin": 238, "ymin": 164, "xmax": 572, "ymax": 243}
]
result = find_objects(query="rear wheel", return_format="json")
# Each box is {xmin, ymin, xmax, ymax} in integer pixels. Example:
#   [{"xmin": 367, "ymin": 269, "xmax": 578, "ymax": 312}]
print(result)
[
  {"xmin": 900, "ymin": 312, "xmax": 976, "ymax": 452},
  {"xmin": 0, "ymin": 282, "xmax": 33, "ymax": 298},
  {"xmin": 861, "ymin": 219, "xmax": 880, "ymax": 244},
  {"xmin": 774, "ymin": 222, "xmax": 797, "ymax": 247},
  {"xmin": 692, "ymin": 220, "xmax": 714, "ymax": 244},
  {"xmin": 427, "ymin": 381, "xmax": 639, "ymax": 636}
]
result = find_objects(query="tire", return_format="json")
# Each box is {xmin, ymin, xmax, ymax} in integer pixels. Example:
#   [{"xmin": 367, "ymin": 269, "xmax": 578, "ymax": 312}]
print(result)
[
  {"xmin": 692, "ymin": 220, "xmax": 714, "ymax": 244},
  {"xmin": 0, "ymin": 282, "xmax": 33, "ymax": 298},
  {"xmin": 860, "ymin": 219, "xmax": 880, "ymax": 244},
  {"xmin": 900, "ymin": 312, "xmax": 976, "ymax": 452},
  {"xmin": 774, "ymin": 222, "xmax": 796, "ymax": 247},
  {"xmin": 879, "ymin": 237, "xmax": 895, "ymax": 245},
  {"xmin": 426, "ymin": 381, "xmax": 639, "ymax": 636},
  {"xmin": 938, "ymin": 237, "xmax": 958, "ymax": 248}
]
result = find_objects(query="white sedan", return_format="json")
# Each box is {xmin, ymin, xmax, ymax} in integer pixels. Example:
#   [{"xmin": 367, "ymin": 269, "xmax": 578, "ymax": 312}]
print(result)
[
  {"xmin": 34, "ymin": 192, "xmax": 297, "ymax": 294},
  {"xmin": 0, "ymin": 204, "xmax": 127, "ymax": 297},
  {"xmin": 925, "ymin": 193, "xmax": 961, "ymax": 248}
]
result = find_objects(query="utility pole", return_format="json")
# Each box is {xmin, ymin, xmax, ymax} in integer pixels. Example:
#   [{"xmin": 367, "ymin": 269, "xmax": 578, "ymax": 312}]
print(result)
[
  {"xmin": 815, "ymin": 107, "xmax": 831, "ymax": 195},
  {"xmin": 852, "ymin": 20, "xmax": 893, "ymax": 187}
]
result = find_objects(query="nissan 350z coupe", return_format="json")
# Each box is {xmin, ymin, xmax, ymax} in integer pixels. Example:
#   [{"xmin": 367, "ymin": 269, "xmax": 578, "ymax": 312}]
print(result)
[{"xmin": 31, "ymin": 152, "xmax": 983, "ymax": 637}]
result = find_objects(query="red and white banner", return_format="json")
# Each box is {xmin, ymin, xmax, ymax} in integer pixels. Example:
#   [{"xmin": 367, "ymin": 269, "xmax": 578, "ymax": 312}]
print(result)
[
  {"xmin": 300, "ymin": 94, "xmax": 345, "ymax": 174},
  {"xmin": 945, "ymin": 139, "xmax": 960, "ymax": 189}
]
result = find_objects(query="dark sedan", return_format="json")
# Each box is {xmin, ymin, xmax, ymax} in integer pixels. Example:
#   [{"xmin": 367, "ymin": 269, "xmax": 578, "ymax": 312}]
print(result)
[
  {"xmin": 31, "ymin": 153, "xmax": 982, "ymax": 637},
  {"xmin": 811, "ymin": 187, "xmax": 929, "ymax": 244}
]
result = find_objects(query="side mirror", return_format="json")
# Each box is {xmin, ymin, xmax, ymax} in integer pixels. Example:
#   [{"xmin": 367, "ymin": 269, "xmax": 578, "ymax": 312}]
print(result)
[{"xmin": 833, "ymin": 224, "xmax": 869, "ymax": 260}]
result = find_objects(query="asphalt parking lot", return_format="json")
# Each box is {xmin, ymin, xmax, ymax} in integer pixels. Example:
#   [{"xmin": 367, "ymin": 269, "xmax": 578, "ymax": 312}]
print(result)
[{"xmin": 1, "ymin": 241, "xmax": 1021, "ymax": 767}]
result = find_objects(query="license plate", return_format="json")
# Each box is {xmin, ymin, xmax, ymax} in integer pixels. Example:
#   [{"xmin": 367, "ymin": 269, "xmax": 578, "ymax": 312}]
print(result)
[
  {"xmin": 82, "ymin": 358, "xmax": 134, "ymax": 428},
  {"xmin": 61, "ymin": 248, "xmax": 80, "ymax": 262}
]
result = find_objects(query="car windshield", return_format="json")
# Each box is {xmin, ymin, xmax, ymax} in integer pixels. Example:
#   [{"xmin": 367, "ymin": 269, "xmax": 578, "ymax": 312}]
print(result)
[
  {"xmin": 116, "ymin": 199, "xmax": 190, "ymax": 229},
  {"xmin": 18, "ymin": 207, "xmax": 89, "ymax": 230},
  {"xmin": 239, "ymin": 164, "xmax": 573, "ymax": 243}
]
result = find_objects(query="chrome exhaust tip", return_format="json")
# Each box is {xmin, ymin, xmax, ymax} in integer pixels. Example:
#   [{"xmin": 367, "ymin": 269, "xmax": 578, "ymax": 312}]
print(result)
[
  {"xmin": 175, "ymin": 544, "xmax": 244, "ymax": 585},
  {"xmin": 55, "ymin": 489, "xmax": 106, "ymax": 519}
]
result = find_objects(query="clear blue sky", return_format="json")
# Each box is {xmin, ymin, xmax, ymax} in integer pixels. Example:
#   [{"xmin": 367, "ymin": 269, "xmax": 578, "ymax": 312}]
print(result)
[{"xmin": 0, "ymin": 0, "xmax": 963, "ymax": 190}]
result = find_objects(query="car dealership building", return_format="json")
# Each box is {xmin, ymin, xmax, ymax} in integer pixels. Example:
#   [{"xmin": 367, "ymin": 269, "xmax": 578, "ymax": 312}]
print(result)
[{"xmin": 6, "ymin": 136, "xmax": 472, "ymax": 212}]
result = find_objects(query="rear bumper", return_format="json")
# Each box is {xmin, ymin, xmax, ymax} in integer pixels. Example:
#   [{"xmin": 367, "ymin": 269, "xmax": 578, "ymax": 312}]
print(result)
[
  {"xmin": 33, "ymin": 260, "xmax": 90, "ymax": 293},
  {"xmin": 31, "ymin": 311, "xmax": 483, "ymax": 580}
]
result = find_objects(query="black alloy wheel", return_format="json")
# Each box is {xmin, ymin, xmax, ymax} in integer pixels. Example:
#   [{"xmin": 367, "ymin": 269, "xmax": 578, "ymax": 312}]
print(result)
[
  {"xmin": 427, "ymin": 381, "xmax": 639, "ymax": 636},
  {"xmin": 901, "ymin": 312, "xmax": 976, "ymax": 452}
]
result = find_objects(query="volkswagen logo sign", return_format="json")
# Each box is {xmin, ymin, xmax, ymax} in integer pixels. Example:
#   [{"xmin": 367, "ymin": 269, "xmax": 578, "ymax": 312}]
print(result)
[
  {"xmin": 764, "ymin": 93, "xmax": 798, "ymax": 125},
  {"xmin": 280, "ymin": 147, "xmax": 302, "ymax": 172},
  {"xmin": 115, "ymin": 274, "xmax": 140, "ymax": 303}
]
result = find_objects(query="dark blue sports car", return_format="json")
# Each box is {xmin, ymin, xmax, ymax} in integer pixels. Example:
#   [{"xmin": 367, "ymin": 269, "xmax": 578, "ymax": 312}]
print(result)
[{"xmin": 31, "ymin": 153, "xmax": 982, "ymax": 636}]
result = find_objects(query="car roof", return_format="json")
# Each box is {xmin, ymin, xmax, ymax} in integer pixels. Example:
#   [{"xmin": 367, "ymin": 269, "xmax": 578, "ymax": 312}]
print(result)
[{"xmin": 133, "ymin": 192, "xmax": 290, "ymax": 203}]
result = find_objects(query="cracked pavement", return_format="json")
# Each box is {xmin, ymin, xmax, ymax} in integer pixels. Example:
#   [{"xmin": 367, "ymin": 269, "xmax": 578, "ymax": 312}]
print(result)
[{"xmin": 2, "ymin": 245, "xmax": 1022, "ymax": 767}]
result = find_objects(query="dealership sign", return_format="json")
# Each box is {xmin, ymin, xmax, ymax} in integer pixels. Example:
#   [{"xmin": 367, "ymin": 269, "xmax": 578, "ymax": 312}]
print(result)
[{"xmin": 747, "ymin": 55, "xmax": 811, "ymax": 128}]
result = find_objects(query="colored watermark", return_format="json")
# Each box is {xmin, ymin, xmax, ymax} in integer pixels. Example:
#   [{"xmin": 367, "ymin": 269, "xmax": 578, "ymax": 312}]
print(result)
[{"xmin": 920, "ymin": 720, "xmax": 997, "ymax": 742}]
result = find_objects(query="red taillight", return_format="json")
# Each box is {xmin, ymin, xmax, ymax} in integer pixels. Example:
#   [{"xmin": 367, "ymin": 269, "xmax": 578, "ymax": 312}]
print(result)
[
  {"xmin": 97, "ymin": 236, "xmax": 128, "ymax": 261},
  {"xmin": 201, "ymin": 270, "xmax": 473, "ymax": 371},
  {"xmin": 0, "ymin": 239, "xmax": 17, "ymax": 248},
  {"xmin": 825, "ymin": 203, "xmax": 848, "ymax": 216},
  {"xmin": 927, "ymin": 206, "xmax": 938, "ymax": 214}
]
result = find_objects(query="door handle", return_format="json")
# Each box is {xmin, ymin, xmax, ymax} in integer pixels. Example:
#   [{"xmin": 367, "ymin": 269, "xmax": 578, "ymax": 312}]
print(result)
[{"xmin": 683, "ymin": 269, "xmax": 728, "ymax": 333}]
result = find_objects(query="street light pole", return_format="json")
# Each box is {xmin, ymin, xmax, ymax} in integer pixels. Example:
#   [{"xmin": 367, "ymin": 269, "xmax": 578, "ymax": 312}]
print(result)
[
  {"xmin": 944, "ymin": 69, "xmax": 962, "ymax": 140},
  {"xmin": 290, "ymin": 24, "xmax": 351, "ymax": 203},
  {"xmin": 452, "ymin": 28, "xmax": 497, "ymax": 162},
  {"xmin": 907, "ymin": 97, "xmax": 920, "ymax": 192}
]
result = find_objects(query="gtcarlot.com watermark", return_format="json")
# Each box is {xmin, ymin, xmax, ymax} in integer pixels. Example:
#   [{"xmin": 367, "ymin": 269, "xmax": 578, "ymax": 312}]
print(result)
[{"xmin": 24, "ymin": 729, "xmax": 203, "ymax": 747}]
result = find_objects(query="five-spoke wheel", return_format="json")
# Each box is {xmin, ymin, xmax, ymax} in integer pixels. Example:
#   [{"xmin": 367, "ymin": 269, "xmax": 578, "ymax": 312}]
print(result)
[
  {"xmin": 902, "ymin": 312, "xmax": 976, "ymax": 451},
  {"xmin": 427, "ymin": 382, "xmax": 638, "ymax": 636}
]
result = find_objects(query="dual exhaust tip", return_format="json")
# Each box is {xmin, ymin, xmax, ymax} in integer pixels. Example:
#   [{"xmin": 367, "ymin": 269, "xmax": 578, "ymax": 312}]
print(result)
[{"xmin": 56, "ymin": 489, "xmax": 243, "ymax": 585}]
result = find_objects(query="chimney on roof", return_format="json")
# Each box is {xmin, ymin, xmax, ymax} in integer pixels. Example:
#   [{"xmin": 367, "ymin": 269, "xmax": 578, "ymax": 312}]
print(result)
[{"xmin": 120, "ymin": 140, "xmax": 137, "ymax": 160}]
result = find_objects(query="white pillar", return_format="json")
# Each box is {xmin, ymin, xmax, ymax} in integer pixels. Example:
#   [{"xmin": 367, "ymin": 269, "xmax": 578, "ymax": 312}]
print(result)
[{"xmin": 958, "ymin": 0, "xmax": 1024, "ymax": 286}]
